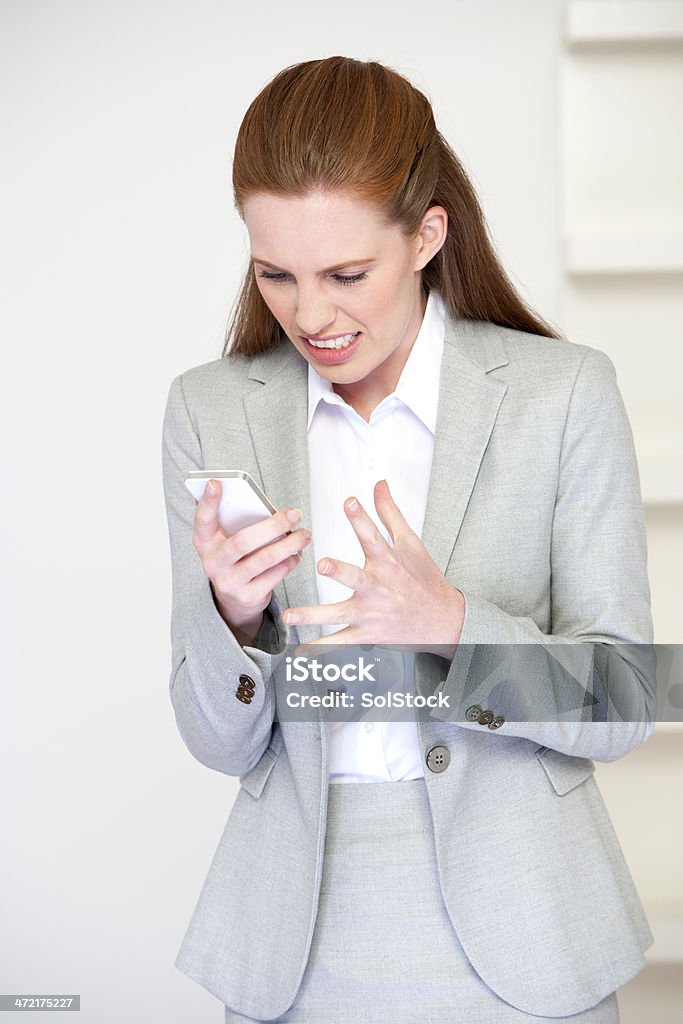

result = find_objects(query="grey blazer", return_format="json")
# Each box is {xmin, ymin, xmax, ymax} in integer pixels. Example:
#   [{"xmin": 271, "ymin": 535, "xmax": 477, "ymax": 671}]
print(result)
[{"xmin": 161, "ymin": 309, "xmax": 656, "ymax": 1019}]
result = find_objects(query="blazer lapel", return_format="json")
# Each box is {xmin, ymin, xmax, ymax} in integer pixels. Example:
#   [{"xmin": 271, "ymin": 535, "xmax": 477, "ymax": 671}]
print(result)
[
  {"xmin": 421, "ymin": 314, "xmax": 509, "ymax": 575},
  {"xmin": 242, "ymin": 344, "xmax": 322, "ymax": 645}
]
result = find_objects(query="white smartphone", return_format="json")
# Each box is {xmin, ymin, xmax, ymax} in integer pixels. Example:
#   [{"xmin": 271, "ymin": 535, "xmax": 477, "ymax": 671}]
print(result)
[{"xmin": 184, "ymin": 470, "xmax": 284, "ymax": 539}]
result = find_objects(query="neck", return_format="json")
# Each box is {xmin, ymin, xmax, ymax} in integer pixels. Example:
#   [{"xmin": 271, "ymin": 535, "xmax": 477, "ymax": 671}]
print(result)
[{"xmin": 333, "ymin": 382, "xmax": 389, "ymax": 423}]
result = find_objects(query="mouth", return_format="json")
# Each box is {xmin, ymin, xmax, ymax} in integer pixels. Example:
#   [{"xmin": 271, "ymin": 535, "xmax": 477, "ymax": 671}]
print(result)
[{"xmin": 301, "ymin": 331, "xmax": 362, "ymax": 364}]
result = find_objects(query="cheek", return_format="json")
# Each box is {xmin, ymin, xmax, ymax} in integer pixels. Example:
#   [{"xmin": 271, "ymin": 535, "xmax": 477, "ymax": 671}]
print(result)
[
  {"xmin": 256, "ymin": 283, "xmax": 287, "ymax": 319},
  {"xmin": 358, "ymin": 279, "xmax": 407, "ymax": 326}
]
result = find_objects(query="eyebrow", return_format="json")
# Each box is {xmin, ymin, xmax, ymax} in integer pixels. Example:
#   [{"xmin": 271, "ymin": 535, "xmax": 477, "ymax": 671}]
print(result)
[{"xmin": 252, "ymin": 257, "xmax": 377, "ymax": 273}]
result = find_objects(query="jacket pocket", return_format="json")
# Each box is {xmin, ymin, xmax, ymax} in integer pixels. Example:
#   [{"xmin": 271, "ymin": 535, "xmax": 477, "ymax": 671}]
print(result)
[
  {"xmin": 535, "ymin": 746, "xmax": 596, "ymax": 796},
  {"xmin": 238, "ymin": 746, "xmax": 277, "ymax": 799}
]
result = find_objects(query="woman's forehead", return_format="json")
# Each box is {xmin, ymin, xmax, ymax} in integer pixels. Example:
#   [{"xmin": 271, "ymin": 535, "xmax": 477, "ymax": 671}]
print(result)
[
  {"xmin": 242, "ymin": 189, "xmax": 385, "ymax": 224},
  {"xmin": 243, "ymin": 191, "xmax": 400, "ymax": 261}
]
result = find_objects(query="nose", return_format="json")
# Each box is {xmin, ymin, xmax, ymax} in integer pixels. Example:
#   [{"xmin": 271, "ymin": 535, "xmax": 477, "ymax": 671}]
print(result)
[{"xmin": 295, "ymin": 281, "xmax": 336, "ymax": 338}]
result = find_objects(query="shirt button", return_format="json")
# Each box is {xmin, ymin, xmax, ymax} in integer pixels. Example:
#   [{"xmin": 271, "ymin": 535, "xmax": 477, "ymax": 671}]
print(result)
[{"xmin": 364, "ymin": 722, "xmax": 374, "ymax": 733}]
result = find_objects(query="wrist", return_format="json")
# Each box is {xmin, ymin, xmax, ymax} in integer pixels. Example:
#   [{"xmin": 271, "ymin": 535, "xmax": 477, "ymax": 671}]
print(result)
[
  {"xmin": 425, "ymin": 585, "xmax": 465, "ymax": 660},
  {"xmin": 232, "ymin": 616, "xmax": 265, "ymax": 647},
  {"xmin": 210, "ymin": 582, "xmax": 264, "ymax": 645}
]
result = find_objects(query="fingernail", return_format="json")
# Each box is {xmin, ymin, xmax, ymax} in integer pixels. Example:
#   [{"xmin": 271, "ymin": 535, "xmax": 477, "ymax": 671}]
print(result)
[
  {"xmin": 347, "ymin": 497, "xmax": 358, "ymax": 512},
  {"xmin": 206, "ymin": 480, "xmax": 216, "ymax": 496},
  {"xmin": 287, "ymin": 508, "xmax": 301, "ymax": 524},
  {"xmin": 285, "ymin": 611, "xmax": 302, "ymax": 625},
  {"xmin": 319, "ymin": 559, "xmax": 332, "ymax": 575}
]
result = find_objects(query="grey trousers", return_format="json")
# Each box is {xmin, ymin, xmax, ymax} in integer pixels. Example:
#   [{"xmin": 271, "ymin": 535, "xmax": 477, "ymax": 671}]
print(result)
[{"xmin": 225, "ymin": 778, "xmax": 619, "ymax": 1023}]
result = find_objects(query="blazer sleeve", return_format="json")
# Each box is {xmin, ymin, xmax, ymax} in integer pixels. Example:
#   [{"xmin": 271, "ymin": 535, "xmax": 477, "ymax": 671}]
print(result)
[
  {"xmin": 432, "ymin": 347, "xmax": 658, "ymax": 762},
  {"xmin": 161, "ymin": 372, "xmax": 287, "ymax": 777}
]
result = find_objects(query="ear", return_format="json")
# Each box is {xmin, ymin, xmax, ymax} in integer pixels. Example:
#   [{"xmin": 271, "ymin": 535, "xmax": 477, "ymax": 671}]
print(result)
[{"xmin": 414, "ymin": 205, "xmax": 448, "ymax": 271}]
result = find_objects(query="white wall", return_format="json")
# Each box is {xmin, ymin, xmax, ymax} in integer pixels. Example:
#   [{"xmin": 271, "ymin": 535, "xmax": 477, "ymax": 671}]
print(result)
[{"xmin": 1, "ymin": 2, "xmax": 677, "ymax": 1023}]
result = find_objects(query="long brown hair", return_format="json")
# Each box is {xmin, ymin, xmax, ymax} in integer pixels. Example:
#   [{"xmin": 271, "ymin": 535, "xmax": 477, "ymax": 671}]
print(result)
[{"xmin": 224, "ymin": 56, "xmax": 563, "ymax": 357}]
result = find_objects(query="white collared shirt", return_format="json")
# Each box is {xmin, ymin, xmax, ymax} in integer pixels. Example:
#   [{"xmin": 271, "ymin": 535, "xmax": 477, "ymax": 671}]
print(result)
[{"xmin": 307, "ymin": 289, "xmax": 446, "ymax": 782}]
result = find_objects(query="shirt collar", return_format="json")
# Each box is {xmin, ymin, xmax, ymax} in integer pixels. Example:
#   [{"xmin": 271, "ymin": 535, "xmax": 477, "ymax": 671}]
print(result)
[{"xmin": 306, "ymin": 289, "xmax": 446, "ymax": 433}]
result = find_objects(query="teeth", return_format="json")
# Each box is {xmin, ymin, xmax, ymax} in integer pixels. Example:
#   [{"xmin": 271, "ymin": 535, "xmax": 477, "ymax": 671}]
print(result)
[{"xmin": 306, "ymin": 332, "xmax": 359, "ymax": 349}]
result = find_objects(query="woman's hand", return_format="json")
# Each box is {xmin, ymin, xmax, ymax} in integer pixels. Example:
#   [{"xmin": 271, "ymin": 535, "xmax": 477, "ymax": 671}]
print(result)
[
  {"xmin": 283, "ymin": 479, "xmax": 465, "ymax": 658},
  {"xmin": 192, "ymin": 479, "xmax": 312, "ymax": 642}
]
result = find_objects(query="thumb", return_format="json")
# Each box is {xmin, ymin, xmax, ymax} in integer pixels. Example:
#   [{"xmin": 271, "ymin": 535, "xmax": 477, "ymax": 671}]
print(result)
[{"xmin": 194, "ymin": 478, "xmax": 223, "ymax": 542}]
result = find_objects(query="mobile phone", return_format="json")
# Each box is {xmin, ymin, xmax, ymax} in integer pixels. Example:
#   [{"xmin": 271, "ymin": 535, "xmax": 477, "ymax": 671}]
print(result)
[{"xmin": 184, "ymin": 470, "xmax": 284, "ymax": 538}]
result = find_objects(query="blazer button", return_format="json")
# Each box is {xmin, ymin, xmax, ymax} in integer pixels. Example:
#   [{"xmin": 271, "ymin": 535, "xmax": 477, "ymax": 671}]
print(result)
[
  {"xmin": 426, "ymin": 745, "xmax": 451, "ymax": 773},
  {"xmin": 478, "ymin": 709, "xmax": 495, "ymax": 726},
  {"xmin": 235, "ymin": 674, "xmax": 255, "ymax": 704},
  {"xmin": 466, "ymin": 704, "xmax": 482, "ymax": 722},
  {"xmin": 488, "ymin": 715, "xmax": 505, "ymax": 730}
]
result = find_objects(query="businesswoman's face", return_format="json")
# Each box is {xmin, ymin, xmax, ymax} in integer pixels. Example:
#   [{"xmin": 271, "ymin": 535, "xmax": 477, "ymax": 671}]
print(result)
[{"xmin": 243, "ymin": 190, "xmax": 447, "ymax": 415}]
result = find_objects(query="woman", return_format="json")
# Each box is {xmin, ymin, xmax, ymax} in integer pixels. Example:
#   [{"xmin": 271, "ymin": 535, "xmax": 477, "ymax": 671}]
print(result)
[{"xmin": 161, "ymin": 57, "xmax": 656, "ymax": 1023}]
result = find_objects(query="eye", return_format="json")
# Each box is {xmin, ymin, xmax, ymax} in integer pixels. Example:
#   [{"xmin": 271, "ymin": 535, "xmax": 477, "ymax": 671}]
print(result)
[
  {"xmin": 258, "ymin": 271, "xmax": 289, "ymax": 283},
  {"xmin": 257, "ymin": 271, "xmax": 368, "ymax": 287},
  {"xmin": 332, "ymin": 273, "xmax": 367, "ymax": 286}
]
